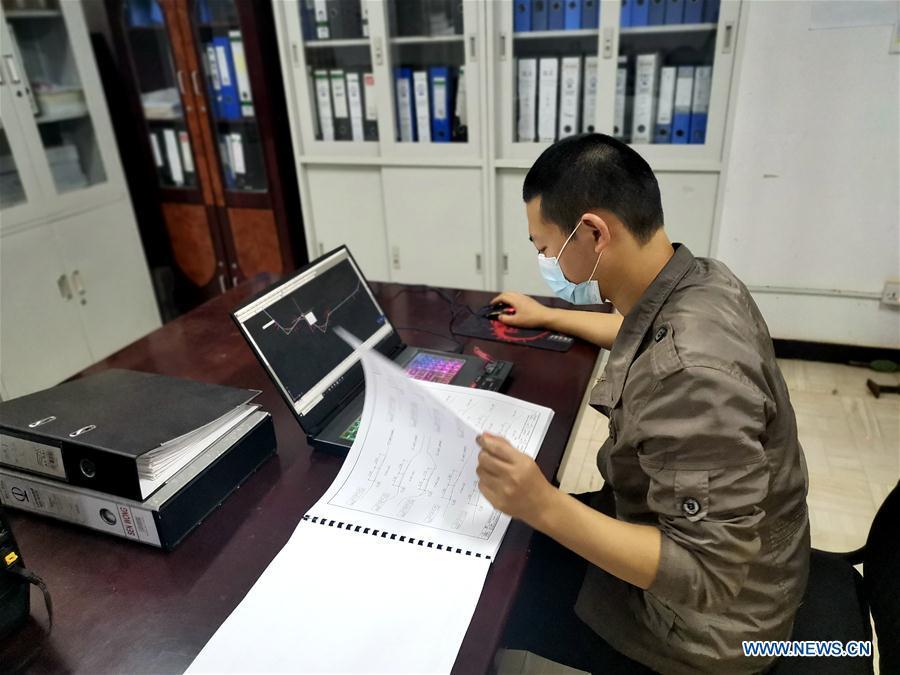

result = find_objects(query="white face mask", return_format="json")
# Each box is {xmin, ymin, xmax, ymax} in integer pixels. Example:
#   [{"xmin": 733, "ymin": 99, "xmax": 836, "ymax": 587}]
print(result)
[{"xmin": 536, "ymin": 222, "xmax": 604, "ymax": 305}]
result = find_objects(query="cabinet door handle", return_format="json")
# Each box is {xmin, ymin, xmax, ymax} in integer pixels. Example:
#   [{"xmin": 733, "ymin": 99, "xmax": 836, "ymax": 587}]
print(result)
[
  {"xmin": 468, "ymin": 34, "xmax": 477, "ymax": 61},
  {"xmin": 57, "ymin": 274, "xmax": 73, "ymax": 300},
  {"xmin": 71, "ymin": 270, "xmax": 86, "ymax": 296},
  {"xmin": 190, "ymin": 69, "xmax": 202, "ymax": 96},
  {"xmin": 498, "ymin": 32, "xmax": 507, "ymax": 61},
  {"xmin": 3, "ymin": 55, "xmax": 20, "ymax": 84},
  {"xmin": 218, "ymin": 275, "xmax": 227, "ymax": 293},
  {"xmin": 176, "ymin": 69, "xmax": 186, "ymax": 95},
  {"xmin": 721, "ymin": 21, "xmax": 735, "ymax": 54}
]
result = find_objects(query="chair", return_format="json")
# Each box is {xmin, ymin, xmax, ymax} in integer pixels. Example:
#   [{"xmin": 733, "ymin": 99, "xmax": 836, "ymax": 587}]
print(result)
[{"xmin": 771, "ymin": 481, "xmax": 899, "ymax": 674}]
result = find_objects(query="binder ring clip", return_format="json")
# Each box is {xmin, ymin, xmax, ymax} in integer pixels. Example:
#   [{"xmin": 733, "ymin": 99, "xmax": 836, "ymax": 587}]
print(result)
[
  {"xmin": 28, "ymin": 416, "xmax": 57, "ymax": 428},
  {"xmin": 69, "ymin": 425, "xmax": 96, "ymax": 438}
]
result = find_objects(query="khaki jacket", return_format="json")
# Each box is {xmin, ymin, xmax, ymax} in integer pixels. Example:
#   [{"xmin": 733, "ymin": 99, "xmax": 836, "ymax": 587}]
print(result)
[{"xmin": 574, "ymin": 245, "xmax": 810, "ymax": 674}]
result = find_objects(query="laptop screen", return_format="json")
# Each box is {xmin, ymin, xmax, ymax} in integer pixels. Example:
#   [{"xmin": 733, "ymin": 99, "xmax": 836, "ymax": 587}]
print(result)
[{"xmin": 233, "ymin": 248, "xmax": 395, "ymax": 426}]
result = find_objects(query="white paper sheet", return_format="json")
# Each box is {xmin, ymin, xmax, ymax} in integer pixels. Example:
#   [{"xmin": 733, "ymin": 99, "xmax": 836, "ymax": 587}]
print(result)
[
  {"xmin": 313, "ymin": 330, "xmax": 554, "ymax": 559},
  {"xmin": 186, "ymin": 521, "xmax": 490, "ymax": 674}
]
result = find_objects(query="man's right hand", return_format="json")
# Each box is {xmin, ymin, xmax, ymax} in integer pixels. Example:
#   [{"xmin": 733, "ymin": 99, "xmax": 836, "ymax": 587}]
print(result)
[{"xmin": 490, "ymin": 291, "xmax": 554, "ymax": 329}]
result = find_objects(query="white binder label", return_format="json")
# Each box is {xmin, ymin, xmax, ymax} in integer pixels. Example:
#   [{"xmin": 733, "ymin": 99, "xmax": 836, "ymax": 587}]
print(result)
[
  {"xmin": 228, "ymin": 30, "xmax": 254, "ymax": 116},
  {"xmin": 433, "ymin": 75, "xmax": 447, "ymax": 120},
  {"xmin": 396, "ymin": 76, "xmax": 414, "ymax": 142},
  {"xmin": 178, "ymin": 131, "xmax": 195, "ymax": 173},
  {"xmin": 0, "ymin": 434, "xmax": 66, "ymax": 479},
  {"xmin": 454, "ymin": 66, "xmax": 467, "ymax": 126},
  {"xmin": 229, "ymin": 133, "xmax": 246, "ymax": 175},
  {"xmin": 674, "ymin": 66, "xmax": 695, "ymax": 112},
  {"xmin": 345, "ymin": 72, "xmax": 365, "ymax": 141},
  {"xmin": 691, "ymin": 65, "xmax": 712, "ymax": 113},
  {"xmin": 0, "ymin": 474, "xmax": 161, "ymax": 547},
  {"xmin": 215, "ymin": 46, "xmax": 232, "ymax": 87},
  {"xmin": 314, "ymin": 0, "xmax": 330, "ymax": 39},
  {"xmin": 206, "ymin": 46, "xmax": 222, "ymax": 92},
  {"xmin": 412, "ymin": 71, "xmax": 431, "ymax": 142},
  {"xmin": 149, "ymin": 132, "xmax": 163, "ymax": 167},
  {"xmin": 631, "ymin": 52, "xmax": 660, "ymax": 143},
  {"xmin": 363, "ymin": 73, "xmax": 377, "ymax": 121},
  {"xmin": 330, "ymin": 70, "xmax": 349, "ymax": 119},
  {"xmin": 517, "ymin": 59, "xmax": 537, "ymax": 142},
  {"xmin": 163, "ymin": 128, "xmax": 184, "ymax": 185}
]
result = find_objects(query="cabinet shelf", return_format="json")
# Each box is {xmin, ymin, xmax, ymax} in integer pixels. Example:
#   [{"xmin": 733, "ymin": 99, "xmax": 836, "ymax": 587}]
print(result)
[
  {"xmin": 35, "ymin": 106, "xmax": 89, "ymax": 125},
  {"xmin": 389, "ymin": 34, "xmax": 464, "ymax": 45},
  {"xmin": 620, "ymin": 23, "xmax": 717, "ymax": 36},
  {"xmin": 4, "ymin": 9, "xmax": 61, "ymax": 19},
  {"xmin": 305, "ymin": 38, "xmax": 370, "ymax": 49},
  {"xmin": 513, "ymin": 29, "xmax": 598, "ymax": 40}
]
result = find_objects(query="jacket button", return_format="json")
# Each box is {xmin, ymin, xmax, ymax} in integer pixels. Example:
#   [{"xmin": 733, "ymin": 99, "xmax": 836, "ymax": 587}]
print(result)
[
  {"xmin": 654, "ymin": 327, "xmax": 668, "ymax": 342},
  {"xmin": 682, "ymin": 497, "xmax": 700, "ymax": 516}
]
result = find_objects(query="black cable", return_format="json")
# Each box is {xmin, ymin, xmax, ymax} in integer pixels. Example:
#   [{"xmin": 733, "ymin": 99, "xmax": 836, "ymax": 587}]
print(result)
[{"xmin": 384, "ymin": 285, "xmax": 478, "ymax": 350}]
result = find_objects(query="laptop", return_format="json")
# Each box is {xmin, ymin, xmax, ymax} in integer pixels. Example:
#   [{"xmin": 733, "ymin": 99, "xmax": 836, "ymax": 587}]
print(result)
[{"xmin": 232, "ymin": 246, "xmax": 513, "ymax": 453}]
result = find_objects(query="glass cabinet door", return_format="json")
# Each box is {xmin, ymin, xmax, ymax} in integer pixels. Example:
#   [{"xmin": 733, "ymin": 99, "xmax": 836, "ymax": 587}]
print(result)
[
  {"xmin": 192, "ymin": 0, "xmax": 268, "ymax": 191},
  {"xmin": 0, "ymin": 125, "xmax": 27, "ymax": 209},
  {"xmin": 385, "ymin": 0, "xmax": 469, "ymax": 145},
  {"xmin": 299, "ymin": 0, "xmax": 376, "ymax": 144},
  {"xmin": 615, "ymin": 0, "xmax": 720, "ymax": 145},
  {"xmin": 119, "ymin": 0, "xmax": 198, "ymax": 189},
  {"xmin": 1, "ymin": 0, "xmax": 107, "ymax": 193}
]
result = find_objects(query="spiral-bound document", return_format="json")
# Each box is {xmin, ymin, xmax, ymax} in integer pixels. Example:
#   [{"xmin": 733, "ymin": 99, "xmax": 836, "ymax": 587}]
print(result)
[{"xmin": 187, "ymin": 333, "xmax": 554, "ymax": 673}]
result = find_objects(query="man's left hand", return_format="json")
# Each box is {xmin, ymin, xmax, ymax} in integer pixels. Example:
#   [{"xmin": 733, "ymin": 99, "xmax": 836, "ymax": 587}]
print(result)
[{"xmin": 475, "ymin": 432, "xmax": 556, "ymax": 525}]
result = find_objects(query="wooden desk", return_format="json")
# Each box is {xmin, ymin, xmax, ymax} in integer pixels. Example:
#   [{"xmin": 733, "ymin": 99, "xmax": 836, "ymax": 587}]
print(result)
[{"xmin": 4, "ymin": 276, "xmax": 601, "ymax": 674}]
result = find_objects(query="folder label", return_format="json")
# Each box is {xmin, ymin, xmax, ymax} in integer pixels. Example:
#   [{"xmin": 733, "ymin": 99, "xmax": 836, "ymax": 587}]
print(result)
[
  {"xmin": 163, "ymin": 128, "xmax": 184, "ymax": 185},
  {"xmin": 346, "ymin": 72, "xmax": 365, "ymax": 141},
  {"xmin": 413, "ymin": 71, "xmax": 431, "ymax": 143},
  {"xmin": 229, "ymin": 133, "xmax": 246, "ymax": 175},
  {"xmin": 581, "ymin": 55, "xmax": 598, "ymax": 133},
  {"xmin": 363, "ymin": 73, "xmax": 377, "ymax": 121},
  {"xmin": 613, "ymin": 55, "xmax": 627, "ymax": 139},
  {"xmin": 537, "ymin": 57, "xmax": 559, "ymax": 142},
  {"xmin": 314, "ymin": 0, "xmax": 330, "ymax": 39},
  {"xmin": 0, "ymin": 434, "xmax": 66, "ymax": 479},
  {"xmin": 395, "ymin": 69, "xmax": 415, "ymax": 142},
  {"xmin": 631, "ymin": 52, "xmax": 660, "ymax": 143},
  {"xmin": 314, "ymin": 70, "xmax": 335, "ymax": 141},
  {"xmin": 517, "ymin": 58, "xmax": 538, "ymax": 142},
  {"xmin": 654, "ymin": 66, "xmax": 676, "ymax": 143},
  {"xmin": 178, "ymin": 131, "xmax": 195, "ymax": 173},
  {"xmin": 228, "ymin": 30, "xmax": 254, "ymax": 117}
]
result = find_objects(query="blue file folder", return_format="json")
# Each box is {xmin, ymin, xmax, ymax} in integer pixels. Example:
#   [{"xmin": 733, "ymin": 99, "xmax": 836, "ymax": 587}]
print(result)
[
  {"xmin": 394, "ymin": 67, "xmax": 417, "ymax": 141},
  {"xmin": 548, "ymin": 0, "xmax": 565, "ymax": 29},
  {"xmin": 514, "ymin": 0, "xmax": 532, "ymax": 32},
  {"xmin": 196, "ymin": 0, "xmax": 210, "ymax": 23},
  {"xmin": 581, "ymin": 0, "xmax": 599, "ymax": 28},
  {"xmin": 631, "ymin": 0, "xmax": 650, "ymax": 26},
  {"xmin": 213, "ymin": 36, "xmax": 241, "ymax": 120},
  {"xmin": 665, "ymin": 0, "xmax": 685, "ymax": 24},
  {"xmin": 683, "ymin": 0, "xmax": 703, "ymax": 23},
  {"xmin": 620, "ymin": 0, "xmax": 633, "ymax": 26},
  {"xmin": 429, "ymin": 67, "xmax": 452, "ymax": 142},
  {"xmin": 689, "ymin": 113, "xmax": 707, "ymax": 143},
  {"xmin": 564, "ymin": 0, "xmax": 582, "ymax": 28},
  {"xmin": 648, "ymin": 0, "xmax": 666, "ymax": 25},
  {"xmin": 150, "ymin": 0, "xmax": 164, "ymax": 24},
  {"xmin": 703, "ymin": 0, "xmax": 720, "ymax": 22},
  {"xmin": 532, "ymin": 0, "xmax": 549, "ymax": 30}
]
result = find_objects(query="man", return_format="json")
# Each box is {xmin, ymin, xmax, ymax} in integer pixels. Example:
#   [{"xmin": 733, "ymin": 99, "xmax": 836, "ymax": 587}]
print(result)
[{"xmin": 475, "ymin": 134, "xmax": 810, "ymax": 674}]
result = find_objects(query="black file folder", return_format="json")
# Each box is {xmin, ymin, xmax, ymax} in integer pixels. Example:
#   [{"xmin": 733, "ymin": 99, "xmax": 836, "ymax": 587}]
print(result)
[{"xmin": 0, "ymin": 369, "xmax": 258, "ymax": 501}]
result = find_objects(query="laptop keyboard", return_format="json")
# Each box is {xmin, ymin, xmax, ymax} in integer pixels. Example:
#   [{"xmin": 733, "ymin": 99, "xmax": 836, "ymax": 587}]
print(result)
[{"xmin": 339, "ymin": 353, "xmax": 466, "ymax": 441}]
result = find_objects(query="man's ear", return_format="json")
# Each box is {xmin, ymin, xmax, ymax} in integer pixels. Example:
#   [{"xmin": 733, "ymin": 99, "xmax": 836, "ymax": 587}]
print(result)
[{"xmin": 580, "ymin": 212, "xmax": 611, "ymax": 253}]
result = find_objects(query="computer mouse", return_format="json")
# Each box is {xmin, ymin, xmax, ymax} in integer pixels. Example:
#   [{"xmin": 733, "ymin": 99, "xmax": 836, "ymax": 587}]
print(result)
[{"xmin": 477, "ymin": 302, "xmax": 513, "ymax": 320}]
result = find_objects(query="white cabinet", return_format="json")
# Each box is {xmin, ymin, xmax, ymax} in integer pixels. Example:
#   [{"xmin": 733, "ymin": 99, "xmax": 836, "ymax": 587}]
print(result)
[
  {"xmin": 0, "ymin": 0, "xmax": 159, "ymax": 399},
  {"xmin": 274, "ymin": 0, "xmax": 742, "ymax": 293}
]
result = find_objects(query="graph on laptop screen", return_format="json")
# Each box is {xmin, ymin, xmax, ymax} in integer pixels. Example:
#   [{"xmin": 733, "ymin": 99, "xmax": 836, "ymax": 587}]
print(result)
[{"xmin": 235, "ymin": 251, "xmax": 391, "ymax": 413}]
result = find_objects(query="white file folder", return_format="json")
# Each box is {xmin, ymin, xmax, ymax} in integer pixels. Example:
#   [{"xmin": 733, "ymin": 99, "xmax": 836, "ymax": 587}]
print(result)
[
  {"xmin": 631, "ymin": 52, "xmax": 660, "ymax": 143},
  {"xmin": 313, "ymin": 69, "xmax": 335, "ymax": 141},
  {"xmin": 537, "ymin": 57, "xmax": 559, "ymax": 143},
  {"xmin": 614, "ymin": 55, "xmax": 627, "ymax": 139},
  {"xmin": 413, "ymin": 70, "xmax": 432, "ymax": 143},
  {"xmin": 345, "ymin": 72, "xmax": 365, "ymax": 141},
  {"xmin": 517, "ymin": 58, "xmax": 537, "ymax": 142},
  {"xmin": 654, "ymin": 65, "xmax": 677, "ymax": 143},
  {"xmin": 558, "ymin": 56, "xmax": 581, "ymax": 139},
  {"xmin": 581, "ymin": 56, "xmax": 599, "ymax": 133}
]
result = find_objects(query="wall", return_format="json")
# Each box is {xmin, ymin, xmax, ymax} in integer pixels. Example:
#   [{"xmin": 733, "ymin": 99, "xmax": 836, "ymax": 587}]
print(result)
[{"xmin": 714, "ymin": 0, "xmax": 900, "ymax": 348}]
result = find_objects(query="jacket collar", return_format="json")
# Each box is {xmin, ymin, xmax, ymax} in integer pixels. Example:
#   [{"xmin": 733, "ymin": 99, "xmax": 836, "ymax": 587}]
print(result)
[{"xmin": 592, "ymin": 244, "xmax": 695, "ymax": 411}]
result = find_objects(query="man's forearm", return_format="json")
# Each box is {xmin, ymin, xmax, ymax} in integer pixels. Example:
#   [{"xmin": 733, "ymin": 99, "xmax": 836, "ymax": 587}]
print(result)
[
  {"xmin": 544, "ymin": 308, "xmax": 623, "ymax": 350},
  {"xmin": 531, "ymin": 489, "xmax": 661, "ymax": 590}
]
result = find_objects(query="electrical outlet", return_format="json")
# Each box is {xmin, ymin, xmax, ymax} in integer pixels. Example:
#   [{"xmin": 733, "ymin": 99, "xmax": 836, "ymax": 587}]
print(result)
[{"xmin": 881, "ymin": 280, "xmax": 900, "ymax": 306}]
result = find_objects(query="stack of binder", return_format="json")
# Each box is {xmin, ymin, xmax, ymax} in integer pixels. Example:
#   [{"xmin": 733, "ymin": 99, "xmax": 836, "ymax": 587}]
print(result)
[
  {"xmin": 313, "ymin": 68, "xmax": 379, "ymax": 142},
  {"xmin": 0, "ymin": 370, "xmax": 276, "ymax": 550},
  {"xmin": 612, "ymin": 54, "xmax": 712, "ymax": 145},
  {"xmin": 513, "ymin": 0, "xmax": 601, "ymax": 32},
  {"xmin": 620, "ymin": 0, "xmax": 718, "ymax": 26},
  {"xmin": 301, "ymin": 0, "xmax": 367, "ymax": 41},
  {"xmin": 393, "ymin": 66, "xmax": 466, "ymax": 143}
]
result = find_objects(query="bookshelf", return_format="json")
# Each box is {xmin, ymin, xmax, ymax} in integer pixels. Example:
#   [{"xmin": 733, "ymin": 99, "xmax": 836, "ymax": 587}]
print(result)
[
  {"xmin": 274, "ymin": 0, "xmax": 741, "ymax": 294},
  {"xmin": 105, "ymin": 0, "xmax": 304, "ymax": 304},
  {"xmin": 0, "ymin": 0, "xmax": 160, "ymax": 398}
]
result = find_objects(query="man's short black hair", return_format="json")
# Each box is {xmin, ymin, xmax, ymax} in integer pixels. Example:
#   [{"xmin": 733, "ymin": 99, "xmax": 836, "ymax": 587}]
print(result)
[{"xmin": 523, "ymin": 133, "xmax": 664, "ymax": 243}]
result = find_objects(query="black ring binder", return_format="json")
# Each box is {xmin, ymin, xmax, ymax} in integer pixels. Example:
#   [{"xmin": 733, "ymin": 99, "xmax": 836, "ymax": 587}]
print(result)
[{"xmin": 301, "ymin": 514, "xmax": 491, "ymax": 560}]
